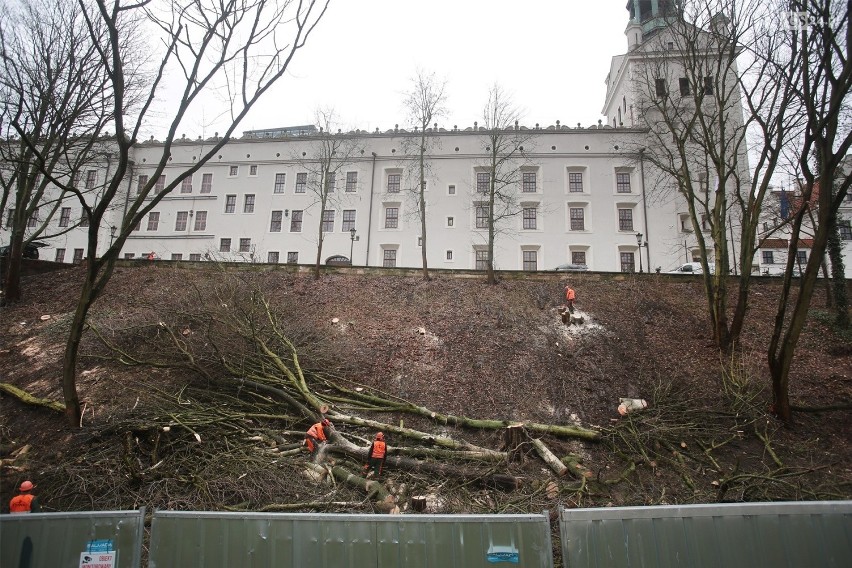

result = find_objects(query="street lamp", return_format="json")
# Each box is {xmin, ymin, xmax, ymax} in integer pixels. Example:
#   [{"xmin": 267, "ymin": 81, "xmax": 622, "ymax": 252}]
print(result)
[
  {"xmin": 110, "ymin": 225, "xmax": 117, "ymax": 247},
  {"xmin": 635, "ymin": 232, "xmax": 644, "ymax": 273},
  {"xmin": 349, "ymin": 228, "xmax": 357, "ymax": 265}
]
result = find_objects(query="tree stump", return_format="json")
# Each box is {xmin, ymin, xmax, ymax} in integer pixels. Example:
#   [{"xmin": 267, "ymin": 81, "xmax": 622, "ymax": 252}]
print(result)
[
  {"xmin": 411, "ymin": 496, "xmax": 427, "ymax": 512},
  {"xmin": 501, "ymin": 424, "xmax": 528, "ymax": 462}
]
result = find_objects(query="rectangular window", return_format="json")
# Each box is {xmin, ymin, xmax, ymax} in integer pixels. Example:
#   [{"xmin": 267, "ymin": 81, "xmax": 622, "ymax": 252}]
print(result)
[
  {"xmin": 201, "ymin": 173, "xmax": 213, "ymax": 193},
  {"xmin": 73, "ymin": 248, "xmax": 84, "ymax": 264},
  {"xmin": 839, "ymin": 222, "xmax": 852, "ymax": 240},
  {"xmin": 522, "ymin": 172, "xmax": 536, "ymax": 193},
  {"xmin": 55, "ymin": 248, "xmax": 65, "ymax": 262},
  {"xmin": 225, "ymin": 195, "xmax": 236, "ymax": 213},
  {"xmin": 385, "ymin": 207, "xmax": 399, "ymax": 229},
  {"xmin": 124, "ymin": 253, "xmax": 135, "ymax": 259},
  {"xmin": 620, "ymin": 252, "xmax": 636, "ymax": 273},
  {"xmin": 171, "ymin": 253, "xmax": 183, "ymax": 261},
  {"xmin": 322, "ymin": 209, "xmax": 335, "ymax": 232},
  {"xmin": 475, "ymin": 205, "xmax": 488, "ymax": 229},
  {"xmin": 190, "ymin": 254, "xmax": 201, "ymax": 261},
  {"xmin": 383, "ymin": 249, "xmax": 397, "ymax": 268},
  {"xmin": 137, "ymin": 174, "xmax": 149, "ymax": 195},
  {"xmin": 448, "ymin": 184, "xmax": 456, "ymax": 195},
  {"xmin": 27, "ymin": 209, "xmax": 38, "ymax": 228},
  {"xmin": 79, "ymin": 209, "xmax": 89, "ymax": 227},
  {"xmin": 290, "ymin": 210, "xmax": 303, "ymax": 232},
  {"xmin": 523, "ymin": 207, "xmax": 537, "ymax": 230},
  {"xmin": 701, "ymin": 214, "xmax": 711, "ymax": 231},
  {"xmin": 220, "ymin": 238, "xmax": 231, "ymax": 252},
  {"xmin": 616, "ymin": 172, "xmax": 631, "ymax": 193},
  {"xmin": 796, "ymin": 250, "xmax": 808, "ymax": 265},
  {"xmin": 655, "ymin": 78, "xmax": 667, "ymax": 98},
  {"xmin": 703, "ymin": 76, "xmax": 714, "ymax": 95},
  {"xmin": 570, "ymin": 207, "xmax": 585, "ymax": 231},
  {"xmin": 85, "ymin": 170, "xmax": 97, "ymax": 189},
  {"xmin": 446, "ymin": 250, "xmax": 453, "ymax": 260},
  {"xmin": 346, "ymin": 171, "xmax": 358, "ymax": 192},
  {"xmin": 155, "ymin": 175, "xmax": 165, "ymax": 194},
  {"xmin": 268, "ymin": 251, "xmax": 279, "ymax": 263},
  {"xmin": 194, "ymin": 211, "xmax": 207, "ymax": 231},
  {"xmin": 342, "ymin": 209, "xmax": 356, "ymax": 232},
  {"xmin": 618, "ymin": 209, "xmax": 634, "ymax": 231},
  {"xmin": 270, "ymin": 210, "xmax": 283, "ymax": 232},
  {"xmin": 180, "ymin": 176, "xmax": 192, "ymax": 193},
  {"xmin": 239, "ymin": 238, "xmax": 251, "ymax": 253},
  {"xmin": 325, "ymin": 172, "xmax": 336, "ymax": 193},
  {"xmin": 523, "ymin": 250, "xmax": 537, "ymax": 271},
  {"xmin": 287, "ymin": 251, "xmax": 299, "ymax": 264},
  {"xmin": 476, "ymin": 172, "xmax": 490, "ymax": 193},
  {"xmin": 59, "ymin": 207, "xmax": 71, "ymax": 227},
  {"xmin": 244, "ymin": 194, "xmax": 255, "ymax": 213},
  {"xmin": 762, "ymin": 251, "xmax": 774, "ymax": 264},
  {"xmin": 568, "ymin": 172, "xmax": 583, "ymax": 192},
  {"xmin": 274, "ymin": 173, "xmax": 286, "ymax": 193},
  {"xmin": 295, "ymin": 172, "xmax": 307, "ymax": 193},
  {"xmin": 229, "ymin": 165, "xmax": 238, "ymax": 177},
  {"xmin": 147, "ymin": 212, "xmax": 160, "ymax": 231},
  {"xmin": 475, "ymin": 250, "xmax": 489, "ymax": 270},
  {"xmin": 679, "ymin": 77, "xmax": 691, "ymax": 96},
  {"xmin": 572, "ymin": 251, "xmax": 587, "ymax": 265},
  {"xmin": 447, "ymin": 216, "xmax": 454, "ymax": 227},
  {"xmin": 249, "ymin": 165, "xmax": 258, "ymax": 176},
  {"xmin": 175, "ymin": 211, "xmax": 188, "ymax": 231},
  {"xmin": 387, "ymin": 173, "xmax": 401, "ymax": 193}
]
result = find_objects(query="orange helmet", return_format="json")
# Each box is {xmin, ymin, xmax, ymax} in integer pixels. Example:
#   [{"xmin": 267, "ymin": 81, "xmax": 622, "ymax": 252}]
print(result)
[
  {"xmin": 321, "ymin": 418, "xmax": 331, "ymax": 427},
  {"xmin": 375, "ymin": 432, "xmax": 384, "ymax": 440},
  {"xmin": 19, "ymin": 480, "xmax": 34, "ymax": 492}
]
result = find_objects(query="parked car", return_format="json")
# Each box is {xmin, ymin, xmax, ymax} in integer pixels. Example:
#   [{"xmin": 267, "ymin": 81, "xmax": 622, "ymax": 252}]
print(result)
[
  {"xmin": 553, "ymin": 263, "xmax": 589, "ymax": 272},
  {"xmin": 667, "ymin": 262, "xmax": 704, "ymax": 274},
  {"xmin": 0, "ymin": 241, "xmax": 48, "ymax": 259}
]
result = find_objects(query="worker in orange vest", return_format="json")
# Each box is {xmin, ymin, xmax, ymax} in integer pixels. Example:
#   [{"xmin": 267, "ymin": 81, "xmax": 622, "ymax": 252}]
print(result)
[
  {"xmin": 564, "ymin": 285, "xmax": 576, "ymax": 313},
  {"xmin": 146, "ymin": 251, "xmax": 156, "ymax": 261},
  {"xmin": 305, "ymin": 418, "xmax": 331, "ymax": 457},
  {"xmin": 9, "ymin": 480, "xmax": 39, "ymax": 513},
  {"xmin": 363, "ymin": 432, "xmax": 387, "ymax": 478}
]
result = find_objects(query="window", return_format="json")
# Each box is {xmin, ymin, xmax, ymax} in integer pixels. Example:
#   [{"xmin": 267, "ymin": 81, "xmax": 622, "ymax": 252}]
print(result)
[
  {"xmin": 616, "ymin": 172, "xmax": 631, "ymax": 193},
  {"xmin": 59, "ymin": 207, "xmax": 71, "ymax": 227},
  {"xmin": 523, "ymin": 207, "xmax": 537, "ymax": 230},
  {"xmin": 194, "ymin": 211, "xmax": 207, "ymax": 231},
  {"xmin": 287, "ymin": 251, "xmax": 299, "ymax": 264},
  {"xmin": 477, "ymin": 205, "xmax": 492, "ymax": 229},
  {"xmin": 655, "ymin": 78, "xmax": 667, "ymax": 98},
  {"xmin": 342, "ymin": 210, "xmax": 356, "ymax": 232},
  {"xmin": 290, "ymin": 210, "xmax": 303, "ymax": 232},
  {"xmin": 80, "ymin": 209, "xmax": 89, "ymax": 227},
  {"xmin": 27, "ymin": 209, "xmax": 38, "ymax": 228},
  {"xmin": 225, "ymin": 195, "xmax": 236, "ymax": 213},
  {"xmin": 839, "ymin": 221, "xmax": 852, "ymax": 240},
  {"xmin": 572, "ymin": 251, "xmax": 587, "ymax": 265},
  {"xmin": 249, "ymin": 165, "xmax": 258, "ymax": 176},
  {"xmin": 523, "ymin": 250, "xmax": 537, "ymax": 271},
  {"xmin": 73, "ymin": 248, "xmax": 84, "ymax": 264},
  {"xmin": 220, "ymin": 238, "xmax": 231, "ymax": 252},
  {"xmin": 475, "ymin": 250, "xmax": 489, "ymax": 270},
  {"xmin": 568, "ymin": 172, "xmax": 583, "ymax": 192},
  {"xmin": 620, "ymin": 252, "xmax": 636, "ymax": 273},
  {"xmin": 448, "ymin": 184, "xmax": 456, "ymax": 195},
  {"xmin": 701, "ymin": 214, "xmax": 711, "ymax": 231},
  {"xmin": 244, "ymin": 194, "xmax": 255, "ymax": 213},
  {"xmin": 447, "ymin": 216, "xmax": 454, "ymax": 227},
  {"xmin": 618, "ymin": 209, "xmax": 634, "ymax": 231},
  {"xmin": 175, "ymin": 211, "xmax": 188, "ymax": 231},
  {"xmin": 522, "ymin": 172, "xmax": 536, "ymax": 192},
  {"xmin": 321, "ymin": 209, "xmax": 335, "ymax": 232},
  {"xmin": 171, "ymin": 253, "xmax": 183, "ymax": 261},
  {"xmin": 295, "ymin": 172, "xmax": 307, "ymax": 193},
  {"xmin": 679, "ymin": 77, "xmax": 691, "ymax": 96},
  {"xmin": 137, "ymin": 174, "xmax": 149, "ymax": 195},
  {"xmin": 229, "ymin": 165, "xmax": 238, "ymax": 177},
  {"xmin": 55, "ymin": 248, "xmax": 65, "ymax": 262},
  {"xmin": 796, "ymin": 250, "xmax": 808, "ymax": 265},
  {"xmin": 446, "ymin": 250, "xmax": 453, "ymax": 260},
  {"xmin": 570, "ymin": 207, "xmax": 585, "ymax": 231},
  {"xmin": 274, "ymin": 173, "xmax": 286, "ymax": 193},
  {"xmin": 383, "ymin": 249, "xmax": 397, "ymax": 268},
  {"xmin": 190, "ymin": 254, "xmax": 202, "ymax": 261},
  {"xmin": 268, "ymin": 251, "xmax": 279, "ymax": 263},
  {"xmin": 387, "ymin": 173, "xmax": 401, "ymax": 193},
  {"xmin": 270, "ymin": 210, "xmax": 283, "ymax": 232},
  {"xmin": 476, "ymin": 172, "xmax": 490, "ymax": 193},
  {"xmin": 180, "ymin": 176, "xmax": 192, "ymax": 193},
  {"xmin": 703, "ymin": 76, "xmax": 714, "ymax": 95},
  {"xmin": 384, "ymin": 207, "xmax": 399, "ymax": 229},
  {"xmin": 346, "ymin": 171, "xmax": 358, "ymax": 192},
  {"xmin": 325, "ymin": 172, "xmax": 336, "ymax": 193},
  {"xmin": 124, "ymin": 253, "xmax": 135, "ymax": 259},
  {"xmin": 147, "ymin": 212, "xmax": 160, "ymax": 231},
  {"xmin": 239, "ymin": 238, "xmax": 251, "ymax": 253},
  {"xmin": 85, "ymin": 170, "xmax": 97, "ymax": 189},
  {"xmin": 201, "ymin": 173, "xmax": 213, "ymax": 193},
  {"xmin": 417, "ymin": 236, "xmax": 423, "ymax": 247},
  {"xmin": 155, "ymin": 175, "xmax": 165, "ymax": 194}
]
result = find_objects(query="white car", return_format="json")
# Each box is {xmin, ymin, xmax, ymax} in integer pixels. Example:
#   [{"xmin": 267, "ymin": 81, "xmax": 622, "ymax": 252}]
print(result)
[{"xmin": 667, "ymin": 262, "xmax": 704, "ymax": 274}]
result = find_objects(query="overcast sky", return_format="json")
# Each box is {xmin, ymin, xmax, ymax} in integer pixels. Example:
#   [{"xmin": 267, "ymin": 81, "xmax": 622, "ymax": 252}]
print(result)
[{"xmin": 164, "ymin": 1, "xmax": 632, "ymax": 139}]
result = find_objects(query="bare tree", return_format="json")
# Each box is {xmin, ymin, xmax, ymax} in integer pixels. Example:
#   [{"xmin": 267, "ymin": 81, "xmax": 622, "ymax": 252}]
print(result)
[
  {"xmin": 402, "ymin": 69, "xmax": 447, "ymax": 280},
  {"xmin": 476, "ymin": 85, "xmax": 532, "ymax": 285},
  {"xmin": 294, "ymin": 108, "xmax": 362, "ymax": 279},
  {"xmin": 0, "ymin": 0, "xmax": 116, "ymax": 302},
  {"xmin": 20, "ymin": 0, "xmax": 331, "ymax": 427},
  {"xmin": 768, "ymin": 0, "xmax": 852, "ymax": 421}
]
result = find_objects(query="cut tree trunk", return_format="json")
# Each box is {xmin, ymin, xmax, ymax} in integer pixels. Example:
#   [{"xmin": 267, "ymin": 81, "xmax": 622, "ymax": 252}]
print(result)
[
  {"xmin": 501, "ymin": 424, "xmax": 528, "ymax": 463},
  {"xmin": 531, "ymin": 438, "xmax": 568, "ymax": 477}
]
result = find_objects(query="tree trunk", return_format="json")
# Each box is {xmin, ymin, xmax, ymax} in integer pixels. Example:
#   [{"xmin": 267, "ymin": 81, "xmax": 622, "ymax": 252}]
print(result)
[
  {"xmin": 531, "ymin": 438, "xmax": 568, "ymax": 477},
  {"xmin": 419, "ymin": 138, "xmax": 430, "ymax": 281},
  {"xmin": 2, "ymin": 235, "xmax": 24, "ymax": 303},
  {"xmin": 62, "ymin": 284, "xmax": 92, "ymax": 427},
  {"xmin": 826, "ymin": 218, "xmax": 849, "ymax": 328},
  {"xmin": 501, "ymin": 424, "xmax": 527, "ymax": 463}
]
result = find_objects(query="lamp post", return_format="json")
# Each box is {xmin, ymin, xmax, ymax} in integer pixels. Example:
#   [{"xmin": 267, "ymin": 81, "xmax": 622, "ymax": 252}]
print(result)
[
  {"xmin": 349, "ymin": 228, "xmax": 357, "ymax": 265},
  {"xmin": 635, "ymin": 232, "xmax": 644, "ymax": 273},
  {"xmin": 110, "ymin": 225, "xmax": 117, "ymax": 247}
]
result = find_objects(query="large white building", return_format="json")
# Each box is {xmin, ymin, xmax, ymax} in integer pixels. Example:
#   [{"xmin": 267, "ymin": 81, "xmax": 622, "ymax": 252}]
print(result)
[{"xmin": 4, "ymin": 2, "xmax": 851, "ymax": 276}]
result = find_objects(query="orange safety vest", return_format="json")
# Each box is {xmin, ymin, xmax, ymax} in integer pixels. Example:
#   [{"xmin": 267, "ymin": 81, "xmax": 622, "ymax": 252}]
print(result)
[
  {"xmin": 371, "ymin": 440, "xmax": 386, "ymax": 459},
  {"xmin": 565, "ymin": 288, "xmax": 575, "ymax": 301},
  {"xmin": 10, "ymin": 494, "xmax": 34, "ymax": 513},
  {"xmin": 306, "ymin": 423, "xmax": 327, "ymax": 442}
]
